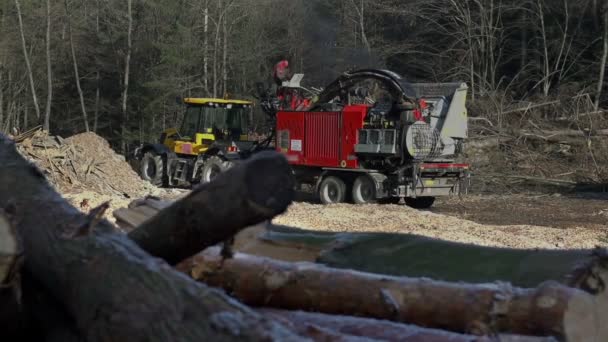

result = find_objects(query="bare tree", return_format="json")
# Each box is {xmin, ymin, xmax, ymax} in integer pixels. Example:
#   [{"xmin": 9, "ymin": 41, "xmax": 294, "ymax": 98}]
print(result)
[
  {"xmin": 595, "ymin": 6, "xmax": 608, "ymax": 111},
  {"xmin": 14, "ymin": 0, "xmax": 41, "ymax": 121},
  {"xmin": 44, "ymin": 0, "xmax": 52, "ymax": 131},
  {"xmin": 203, "ymin": 0, "xmax": 209, "ymax": 94},
  {"xmin": 121, "ymin": 0, "xmax": 133, "ymax": 153},
  {"xmin": 222, "ymin": 7, "xmax": 228, "ymax": 96},
  {"xmin": 65, "ymin": 0, "xmax": 89, "ymax": 132},
  {"xmin": 93, "ymin": 0, "xmax": 101, "ymax": 132},
  {"xmin": 349, "ymin": 0, "xmax": 371, "ymax": 54}
]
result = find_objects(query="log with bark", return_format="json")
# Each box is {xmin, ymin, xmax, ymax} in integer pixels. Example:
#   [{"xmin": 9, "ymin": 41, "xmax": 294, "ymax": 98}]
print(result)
[
  {"xmin": 258, "ymin": 309, "xmax": 557, "ymax": 342},
  {"xmin": 0, "ymin": 210, "xmax": 26, "ymax": 340},
  {"xmin": 0, "ymin": 135, "xmax": 307, "ymax": 341},
  {"xmin": 128, "ymin": 150, "xmax": 295, "ymax": 265},
  {"xmin": 182, "ymin": 247, "xmax": 608, "ymax": 340},
  {"xmin": 254, "ymin": 225, "xmax": 606, "ymax": 288}
]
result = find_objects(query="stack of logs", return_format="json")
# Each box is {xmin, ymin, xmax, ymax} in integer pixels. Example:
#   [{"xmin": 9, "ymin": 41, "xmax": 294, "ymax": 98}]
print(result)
[{"xmin": 1, "ymin": 131, "xmax": 606, "ymax": 341}]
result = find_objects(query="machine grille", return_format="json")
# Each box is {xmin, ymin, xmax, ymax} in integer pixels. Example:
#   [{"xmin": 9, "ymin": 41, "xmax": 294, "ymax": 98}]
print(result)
[{"xmin": 405, "ymin": 122, "xmax": 442, "ymax": 160}]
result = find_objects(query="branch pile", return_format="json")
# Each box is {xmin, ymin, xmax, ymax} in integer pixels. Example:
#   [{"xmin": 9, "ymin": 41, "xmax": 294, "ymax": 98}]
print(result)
[
  {"xmin": 14, "ymin": 128, "xmax": 153, "ymax": 198},
  {"xmin": 1, "ymin": 131, "xmax": 607, "ymax": 341},
  {"xmin": 466, "ymin": 95, "xmax": 608, "ymax": 192}
]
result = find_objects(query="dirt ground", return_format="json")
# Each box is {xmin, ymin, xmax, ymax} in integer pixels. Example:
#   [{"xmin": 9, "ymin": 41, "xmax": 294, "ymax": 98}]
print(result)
[{"xmin": 432, "ymin": 193, "xmax": 608, "ymax": 230}]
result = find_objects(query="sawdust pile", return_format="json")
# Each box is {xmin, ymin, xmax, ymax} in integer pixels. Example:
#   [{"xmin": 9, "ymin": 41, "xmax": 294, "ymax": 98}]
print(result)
[
  {"xmin": 16, "ymin": 130, "xmax": 155, "ymax": 198},
  {"xmin": 273, "ymin": 202, "xmax": 607, "ymax": 250}
]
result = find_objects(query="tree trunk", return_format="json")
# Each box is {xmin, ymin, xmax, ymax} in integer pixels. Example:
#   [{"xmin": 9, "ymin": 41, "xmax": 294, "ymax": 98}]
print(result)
[
  {"xmin": 259, "ymin": 309, "xmax": 556, "ymax": 342},
  {"xmin": 44, "ymin": 0, "xmax": 52, "ymax": 132},
  {"xmin": 593, "ymin": 0, "xmax": 599, "ymax": 30},
  {"xmin": 0, "ymin": 134, "xmax": 307, "ymax": 341},
  {"xmin": 0, "ymin": 69, "xmax": 4, "ymax": 128},
  {"xmin": 121, "ymin": 0, "xmax": 133, "ymax": 154},
  {"xmin": 537, "ymin": 0, "xmax": 551, "ymax": 97},
  {"xmin": 14, "ymin": 0, "xmax": 41, "ymax": 121},
  {"xmin": 213, "ymin": 0, "xmax": 221, "ymax": 98},
  {"xmin": 127, "ymin": 150, "xmax": 295, "ymax": 265},
  {"xmin": 595, "ymin": 8, "xmax": 608, "ymax": 111},
  {"xmin": 222, "ymin": 10, "xmax": 228, "ymax": 96},
  {"xmin": 93, "ymin": 72, "xmax": 100, "ymax": 132},
  {"xmin": 203, "ymin": 0, "xmax": 209, "ymax": 94},
  {"xmin": 93, "ymin": 0, "xmax": 101, "ymax": 133},
  {"xmin": 183, "ymin": 247, "xmax": 607, "ymax": 340},
  {"xmin": 520, "ymin": 7, "xmax": 528, "ymax": 72},
  {"xmin": 65, "ymin": 0, "xmax": 89, "ymax": 132},
  {"xmin": 350, "ymin": 0, "xmax": 370, "ymax": 54}
]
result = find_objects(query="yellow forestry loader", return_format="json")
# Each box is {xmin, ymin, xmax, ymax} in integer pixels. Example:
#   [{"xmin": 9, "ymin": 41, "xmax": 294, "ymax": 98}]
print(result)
[{"xmin": 133, "ymin": 97, "xmax": 263, "ymax": 187}]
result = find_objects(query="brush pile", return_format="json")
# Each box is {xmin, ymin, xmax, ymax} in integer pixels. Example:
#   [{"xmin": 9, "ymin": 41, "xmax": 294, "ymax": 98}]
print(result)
[{"xmin": 13, "ymin": 128, "xmax": 154, "ymax": 198}]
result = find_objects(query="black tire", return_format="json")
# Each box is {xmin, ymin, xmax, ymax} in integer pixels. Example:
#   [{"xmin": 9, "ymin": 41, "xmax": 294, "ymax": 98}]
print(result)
[
  {"xmin": 200, "ymin": 155, "xmax": 233, "ymax": 183},
  {"xmin": 318, "ymin": 176, "xmax": 347, "ymax": 204},
  {"xmin": 140, "ymin": 151, "xmax": 164, "ymax": 186},
  {"xmin": 351, "ymin": 175, "xmax": 378, "ymax": 204},
  {"xmin": 405, "ymin": 196, "xmax": 436, "ymax": 209}
]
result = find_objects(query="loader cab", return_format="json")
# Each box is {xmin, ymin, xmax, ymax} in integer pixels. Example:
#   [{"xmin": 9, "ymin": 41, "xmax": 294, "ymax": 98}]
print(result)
[{"xmin": 161, "ymin": 98, "xmax": 254, "ymax": 157}]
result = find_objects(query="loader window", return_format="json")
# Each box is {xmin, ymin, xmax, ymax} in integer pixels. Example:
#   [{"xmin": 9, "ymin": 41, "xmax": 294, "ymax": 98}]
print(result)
[
  {"xmin": 201, "ymin": 107, "xmax": 249, "ymax": 135},
  {"xmin": 180, "ymin": 106, "xmax": 201, "ymax": 140}
]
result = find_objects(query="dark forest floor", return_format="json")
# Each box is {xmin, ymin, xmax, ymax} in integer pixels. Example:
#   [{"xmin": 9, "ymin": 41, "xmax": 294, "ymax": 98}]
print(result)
[{"xmin": 432, "ymin": 193, "xmax": 608, "ymax": 230}]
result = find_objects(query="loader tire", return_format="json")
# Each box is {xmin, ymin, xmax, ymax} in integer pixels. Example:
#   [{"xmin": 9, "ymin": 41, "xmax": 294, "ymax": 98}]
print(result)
[
  {"xmin": 140, "ymin": 151, "xmax": 164, "ymax": 187},
  {"xmin": 200, "ymin": 156, "xmax": 233, "ymax": 183},
  {"xmin": 405, "ymin": 196, "xmax": 435, "ymax": 209}
]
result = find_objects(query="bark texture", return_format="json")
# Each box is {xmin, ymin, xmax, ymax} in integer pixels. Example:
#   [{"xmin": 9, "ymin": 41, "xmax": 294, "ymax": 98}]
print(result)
[
  {"xmin": 184, "ymin": 247, "xmax": 607, "ymax": 340},
  {"xmin": 0, "ymin": 211, "xmax": 25, "ymax": 340},
  {"xmin": 258, "ymin": 309, "xmax": 558, "ymax": 342},
  {"xmin": 0, "ymin": 135, "xmax": 307, "ymax": 342},
  {"xmin": 128, "ymin": 150, "xmax": 295, "ymax": 265}
]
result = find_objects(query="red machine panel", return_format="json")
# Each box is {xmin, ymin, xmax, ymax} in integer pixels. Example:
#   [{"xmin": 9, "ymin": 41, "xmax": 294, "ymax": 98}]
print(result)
[
  {"xmin": 341, "ymin": 105, "xmax": 368, "ymax": 169},
  {"xmin": 276, "ymin": 111, "xmax": 305, "ymax": 164},
  {"xmin": 304, "ymin": 112, "xmax": 341, "ymax": 167},
  {"xmin": 275, "ymin": 105, "xmax": 368, "ymax": 169}
]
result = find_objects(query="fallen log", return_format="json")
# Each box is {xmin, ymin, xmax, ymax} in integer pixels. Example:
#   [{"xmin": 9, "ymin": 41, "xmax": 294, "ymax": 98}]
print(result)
[
  {"xmin": 258, "ymin": 309, "xmax": 557, "ymax": 342},
  {"xmin": 0, "ymin": 210, "xmax": 26, "ymax": 340},
  {"xmin": 128, "ymin": 150, "xmax": 295, "ymax": 265},
  {"xmin": 0, "ymin": 135, "xmax": 307, "ymax": 341},
  {"xmin": 183, "ymin": 247, "xmax": 607, "ymax": 340},
  {"xmin": 0, "ymin": 211, "xmax": 19, "ymax": 285}
]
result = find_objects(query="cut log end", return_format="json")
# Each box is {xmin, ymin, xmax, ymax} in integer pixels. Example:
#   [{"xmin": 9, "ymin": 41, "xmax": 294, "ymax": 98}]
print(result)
[
  {"xmin": 563, "ymin": 248, "xmax": 608, "ymax": 341},
  {"xmin": 0, "ymin": 211, "xmax": 25, "ymax": 340},
  {"xmin": 0, "ymin": 213, "xmax": 18, "ymax": 284},
  {"xmin": 243, "ymin": 151, "xmax": 295, "ymax": 216}
]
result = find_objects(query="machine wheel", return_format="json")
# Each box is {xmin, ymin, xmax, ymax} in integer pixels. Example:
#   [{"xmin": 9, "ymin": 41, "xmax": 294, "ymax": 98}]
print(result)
[
  {"xmin": 405, "ymin": 196, "xmax": 436, "ymax": 209},
  {"xmin": 318, "ymin": 176, "xmax": 347, "ymax": 204},
  {"xmin": 140, "ymin": 151, "xmax": 164, "ymax": 186},
  {"xmin": 200, "ymin": 155, "xmax": 233, "ymax": 183},
  {"xmin": 352, "ymin": 175, "xmax": 378, "ymax": 204}
]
